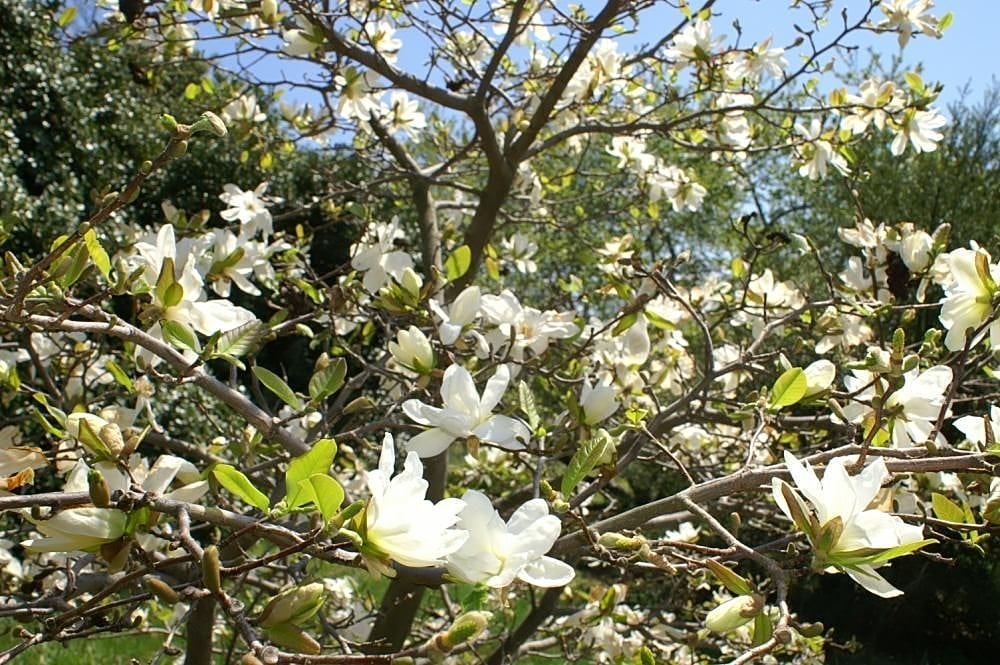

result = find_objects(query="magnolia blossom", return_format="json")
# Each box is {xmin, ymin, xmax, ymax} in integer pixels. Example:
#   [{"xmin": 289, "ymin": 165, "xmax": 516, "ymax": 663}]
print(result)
[
  {"xmin": 127, "ymin": 225, "xmax": 256, "ymax": 346},
  {"xmin": 953, "ymin": 405, "xmax": 1000, "ymax": 446},
  {"xmin": 363, "ymin": 434, "xmax": 467, "ymax": 569},
  {"xmin": 446, "ymin": 490, "xmax": 575, "ymax": 588},
  {"xmin": 221, "ymin": 93, "xmax": 266, "ymax": 125},
  {"xmin": 429, "ymin": 285, "xmax": 481, "ymax": 345},
  {"xmin": 219, "ymin": 182, "xmax": 273, "ymax": 240},
  {"xmin": 938, "ymin": 246, "xmax": 1000, "ymax": 351},
  {"xmin": 579, "ymin": 377, "xmax": 619, "ymax": 426},
  {"xmin": 773, "ymin": 452, "xmax": 927, "ymax": 597},
  {"xmin": 795, "ymin": 119, "xmax": 849, "ymax": 180},
  {"xmin": 841, "ymin": 79, "xmax": 904, "ymax": 135},
  {"xmin": 839, "ymin": 364, "xmax": 952, "ymax": 448},
  {"xmin": 388, "ymin": 325, "xmax": 434, "ymax": 374},
  {"xmin": 0, "ymin": 425, "xmax": 47, "ymax": 478},
  {"xmin": 501, "ymin": 232, "xmax": 539, "ymax": 274},
  {"xmin": 802, "ymin": 359, "xmax": 836, "ymax": 397},
  {"xmin": 480, "ymin": 290, "xmax": 579, "ymax": 361},
  {"xmin": 665, "ymin": 20, "xmax": 721, "ymax": 66},
  {"xmin": 402, "ymin": 364, "xmax": 530, "ymax": 458},
  {"xmin": 891, "ymin": 108, "xmax": 946, "ymax": 155},
  {"xmin": 725, "ymin": 37, "xmax": 787, "ymax": 81},
  {"xmin": 349, "ymin": 219, "xmax": 414, "ymax": 293},
  {"xmin": 282, "ymin": 16, "xmax": 325, "ymax": 57},
  {"xmin": 22, "ymin": 507, "xmax": 126, "ymax": 553},
  {"xmin": 878, "ymin": 0, "xmax": 942, "ymax": 47}
]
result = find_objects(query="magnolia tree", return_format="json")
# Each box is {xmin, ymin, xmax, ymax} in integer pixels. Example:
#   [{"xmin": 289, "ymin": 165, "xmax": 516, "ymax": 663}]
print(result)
[{"xmin": 1, "ymin": 1, "xmax": 997, "ymax": 663}]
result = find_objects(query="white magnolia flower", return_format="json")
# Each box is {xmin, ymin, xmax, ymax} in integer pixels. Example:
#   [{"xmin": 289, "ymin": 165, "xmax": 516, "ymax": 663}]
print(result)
[
  {"xmin": 377, "ymin": 91, "xmax": 426, "ymax": 138},
  {"xmin": 579, "ymin": 377, "xmax": 619, "ymax": 426},
  {"xmin": 938, "ymin": 246, "xmax": 1000, "ymax": 351},
  {"xmin": 349, "ymin": 219, "xmax": 414, "ymax": 294},
  {"xmin": 402, "ymin": 364, "xmax": 530, "ymax": 458},
  {"xmin": 221, "ymin": 93, "xmax": 266, "ymax": 125},
  {"xmin": 429, "ymin": 285, "xmax": 482, "ymax": 345},
  {"xmin": 795, "ymin": 119, "xmax": 849, "ymax": 180},
  {"xmin": 665, "ymin": 20, "xmax": 722, "ymax": 66},
  {"xmin": 841, "ymin": 79, "xmax": 904, "ymax": 135},
  {"xmin": 501, "ymin": 232, "xmax": 539, "ymax": 274},
  {"xmin": 773, "ymin": 452, "xmax": 928, "ymax": 597},
  {"xmin": 219, "ymin": 182, "xmax": 274, "ymax": 240},
  {"xmin": 446, "ymin": 490, "xmax": 575, "ymax": 588},
  {"xmin": 802, "ymin": 359, "xmax": 836, "ymax": 397},
  {"xmin": 480, "ymin": 290, "xmax": 579, "ymax": 361},
  {"xmin": 891, "ymin": 108, "xmax": 946, "ymax": 155},
  {"xmin": 725, "ymin": 37, "xmax": 787, "ymax": 81},
  {"xmin": 282, "ymin": 16, "xmax": 325, "ymax": 57},
  {"xmin": 388, "ymin": 326, "xmax": 434, "ymax": 374},
  {"xmin": 878, "ymin": 0, "xmax": 941, "ymax": 48},
  {"xmin": 0, "ymin": 425, "xmax": 47, "ymax": 477},
  {"xmin": 198, "ymin": 228, "xmax": 266, "ymax": 297},
  {"xmin": 22, "ymin": 507, "xmax": 127, "ymax": 553},
  {"xmin": 953, "ymin": 405, "xmax": 1000, "ymax": 447},
  {"xmin": 362, "ymin": 434, "xmax": 467, "ymax": 569},
  {"xmin": 839, "ymin": 364, "xmax": 952, "ymax": 448}
]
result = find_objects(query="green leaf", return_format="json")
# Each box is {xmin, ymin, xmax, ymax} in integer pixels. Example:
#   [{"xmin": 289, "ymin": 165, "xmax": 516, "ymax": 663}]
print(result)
[
  {"xmin": 611, "ymin": 311, "xmax": 638, "ymax": 337},
  {"xmin": 59, "ymin": 244, "xmax": 90, "ymax": 288},
  {"xmin": 444, "ymin": 245, "xmax": 471, "ymax": 282},
  {"xmin": 284, "ymin": 438, "xmax": 337, "ymax": 510},
  {"xmin": 704, "ymin": 559, "xmax": 752, "ymax": 596},
  {"xmin": 214, "ymin": 320, "xmax": 267, "ymax": 358},
  {"xmin": 931, "ymin": 492, "xmax": 965, "ymax": 524},
  {"xmin": 904, "ymin": 71, "xmax": 925, "ymax": 94},
  {"xmin": 83, "ymin": 229, "xmax": 111, "ymax": 280},
  {"xmin": 253, "ymin": 366, "xmax": 303, "ymax": 410},
  {"xmin": 770, "ymin": 367, "xmax": 807, "ymax": 409},
  {"xmin": 308, "ymin": 358, "xmax": 347, "ymax": 401},
  {"xmin": 309, "ymin": 473, "xmax": 345, "ymax": 524},
  {"xmin": 751, "ymin": 613, "xmax": 773, "ymax": 647},
  {"xmin": 518, "ymin": 380, "xmax": 540, "ymax": 431},
  {"xmin": 213, "ymin": 464, "xmax": 270, "ymax": 512},
  {"xmin": 161, "ymin": 320, "xmax": 202, "ymax": 354},
  {"xmin": 104, "ymin": 358, "xmax": 134, "ymax": 393},
  {"xmin": 184, "ymin": 82, "xmax": 200, "ymax": 100},
  {"xmin": 562, "ymin": 429, "xmax": 615, "ymax": 496},
  {"xmin": 939, "ymin": 11, "xmax": 954, "ymax": 31}
]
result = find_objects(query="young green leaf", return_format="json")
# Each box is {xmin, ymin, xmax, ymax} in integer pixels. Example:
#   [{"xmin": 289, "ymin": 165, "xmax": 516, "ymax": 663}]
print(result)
[
  {"xmin": 931, "ymin": 492, "xmax": 965, "ymax": 524},
  {"xmin": 704, "ymin": 559, "xmax": 752, "ymax": 596},
  {"xmin": 161, "ymin": 320, "xmax": 202, "ymax": 354},
  {"xmin": 253, "ymin": 366, "xmax": 304, "ymax": 410},
  {"xmin": 518, "ymin": 380, "xmax": 541, "ymax": 431},
  {"xmin": 561, "ymin": 429, "xmax": 615, "ymax": 496},
  {"xmin": 770, "ymin": 367, "xmax": 807, "ymax": 409},
  {"xmin": 444, "ymin": 245, "xmax": 471, "ymax": 281},
  {"xmin": 309, "ymin": 473, "xmax": 345, "ymax": 524},
  {"xmin": 309, "ymin": 358, "xmax": 347, "ymax": 401},
  {"xmin": 751, "ymin": 613, "xmax": 773, "ymax": 647},
  {"xmin": 84, "ymin": 229, "xmax": 111, "ymax": 280},
  {"xmin": 104, "ymin": 358, "xmax": 134, "ymax": 393},
  {"xmin": 213, "ymin": 320, "xmax": 268, "ymax": 360},
  {"xmin": 213, "ymin": 464, "xmax": 270, "ymax": 512},
  {"xmin": 284, "ymin": 438, "xmax": 337, "ymax": 510}
]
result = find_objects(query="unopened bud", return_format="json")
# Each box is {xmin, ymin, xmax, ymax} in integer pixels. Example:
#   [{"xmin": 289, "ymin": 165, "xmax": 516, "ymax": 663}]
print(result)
[
  {"xmin": 160, "ymin": 113, "xmax": 179, "ymax": 132},
  {"xmin": 241, "ymin": 654, "xmax": 264, "ymax": 665},
  {"xmin": 167, "ymin": 139, "xmax": 189, "ymax": 159},
  {"xmin": 260, "ymin": 0, "xmax": 278, "ymax": 25},
  {"xmin": 432, "ymin": 611, "xmax": 491, "ymax": 652},
  {"xmin": 202, "ymin": 545, "xmax": 222, "ymax": 594},
  {"xmin": 796, "ymin": 621, "xmax": 824, "ymax": 638},
  {"xmin": 144, "ymin": 576, "xmax": 180, "ymax": 604},
  {"xmin": 598, "ymin": 532, "xmax": 645, "ymax": 551},
  {"xmin": 191, "ymin": 111, "xmax": 228, "ymax": 138},
  {"xmin": 88, "ymin": 469, "xmax": 111, "ymax": 508},
  {"xmin": 258, "ymin": 583, "xmax": 326, "ymax": 628},
  {"xmin": 99, "ymin": 423, "xmax": 126, "ymax": 457},
  {"xmin": 705, "ymin": 594, "xmax": 763, "ymax": 633}
]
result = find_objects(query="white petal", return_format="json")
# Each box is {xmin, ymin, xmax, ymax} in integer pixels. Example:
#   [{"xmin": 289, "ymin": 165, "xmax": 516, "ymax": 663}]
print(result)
[{"xmin": 517, "ymin": 556, "xmax": 575, "ymax": 587}]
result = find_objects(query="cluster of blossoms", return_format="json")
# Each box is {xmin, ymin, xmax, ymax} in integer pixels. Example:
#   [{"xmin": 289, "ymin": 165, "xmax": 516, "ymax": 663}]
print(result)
[{"xmin": 360, "ymin": 434, "xmax": 574, "ymax": 588}]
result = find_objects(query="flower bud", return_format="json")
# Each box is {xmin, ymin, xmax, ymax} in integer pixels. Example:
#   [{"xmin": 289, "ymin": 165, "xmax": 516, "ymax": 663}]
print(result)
[
  {"xmin": 88, "ymin": 469, "xmax": 111, "ymax": 508},
  {"xmin": 190, "ymin": 111, "xmax": 228, "ymax": 138},
  {"xmin": 705, "ymin": 594, "xmax": 763, "ymax": 633},
  {"xmin": 260, "ymin": 0, "xmax": 278, "ymax": 25},
  {"xmin": 167, "ymin": 139, "xmax": 189, "ymax": 160},
  {"xmin": 202, "ymin": 545, "xmax": 222, "ymax": 594},
  {"xmin": 597, "ymin": 531, "xmax": 645, "ymax": 551},
  {"xmin": 388, "ymin": 326, "xmax": 435, "ymax": 374},
  {"xmin": 160, "ymin": 113, "xmax": 179, "ymax": 133},
  {"xmin": 144, "ymin": 575, "xmax": 180, "ymax": 604},
  {"xmin": 432, "ymin": 611, "xmax": 491, "ymax": 652},
  {"xmin": 241, "ymin": 654, "xmax": 264, "ymax": 665},
  {"xmin": 579, "ymin": 378, "xmax": 619, "ymax": 426},
  {"xmin": 258, "ymin": 582, "xmax": 326, "ymax": 628}
]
